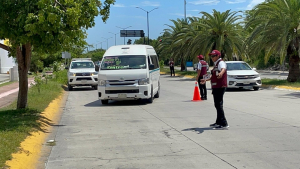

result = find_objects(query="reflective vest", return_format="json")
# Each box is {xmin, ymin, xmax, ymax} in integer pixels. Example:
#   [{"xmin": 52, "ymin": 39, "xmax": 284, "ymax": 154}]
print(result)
[
  {"xmin": 199, "ymin": 60, "xmax": 208, "ymax": 76},
  {"xmin": 211, "ymin": 59, "xmax": 227, "ymax": 88}
]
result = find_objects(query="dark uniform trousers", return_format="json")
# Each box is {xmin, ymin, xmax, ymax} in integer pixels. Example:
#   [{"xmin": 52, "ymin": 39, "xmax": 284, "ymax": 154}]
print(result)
[
  {"xmin": 197, "ymin": 76, "xmax": 207, "ymax": 99},
  {"xmin": 212, "ymin": 87, "xmax": 228, "ymax": 126},
  {"xmin": 170, "ymin": 66, "xmax": 175, "ymax": 76}
]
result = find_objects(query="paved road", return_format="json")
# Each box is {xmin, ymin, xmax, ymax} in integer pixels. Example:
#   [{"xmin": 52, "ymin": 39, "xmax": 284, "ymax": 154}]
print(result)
[{"xmin": 45, "ymin": 75, "xmax": 300, "ymax": 169}]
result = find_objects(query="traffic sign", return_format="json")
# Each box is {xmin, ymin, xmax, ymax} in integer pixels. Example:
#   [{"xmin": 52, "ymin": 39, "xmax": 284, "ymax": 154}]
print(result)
[{"xmin": 120, "ymin": 30, "xmax": 144, "ymax": 37}]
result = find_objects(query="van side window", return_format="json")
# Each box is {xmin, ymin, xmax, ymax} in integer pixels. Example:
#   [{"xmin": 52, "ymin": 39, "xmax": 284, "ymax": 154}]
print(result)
[
  {"xmin": 150, "ymin": 55, "xmax": 159, "ymax": 69},
  {"xmin": 148, "ymin": 56, "xmax": 152, "ymax": 70}
]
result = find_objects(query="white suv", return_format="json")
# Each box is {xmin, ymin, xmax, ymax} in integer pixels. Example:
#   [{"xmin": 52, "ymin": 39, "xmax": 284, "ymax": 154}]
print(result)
[{"xmin": 67, "ymin": 58, "xmax": 98, "ymax": 91}]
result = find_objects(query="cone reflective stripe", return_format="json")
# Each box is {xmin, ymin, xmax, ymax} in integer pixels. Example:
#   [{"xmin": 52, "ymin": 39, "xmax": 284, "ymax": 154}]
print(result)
[{"xmin": 192, "ymin": 82, "xmax": 202, "ymax": 101}]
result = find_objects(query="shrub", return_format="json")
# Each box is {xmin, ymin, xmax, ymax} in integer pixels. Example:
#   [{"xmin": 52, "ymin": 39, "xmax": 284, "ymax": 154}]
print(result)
[{"xmin": 52, "ymin": 70, "xmax": 68, "ymax": 85}]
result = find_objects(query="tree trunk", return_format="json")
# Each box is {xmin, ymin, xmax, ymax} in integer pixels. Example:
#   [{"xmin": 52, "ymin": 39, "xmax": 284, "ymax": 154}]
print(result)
[
  {"xmin": 287, "ymin": 54, "xmax": 300, "ymax": 82},
  {"xmin": 16, "ymin": 43, "xmax": 32, "ymax": 109}
]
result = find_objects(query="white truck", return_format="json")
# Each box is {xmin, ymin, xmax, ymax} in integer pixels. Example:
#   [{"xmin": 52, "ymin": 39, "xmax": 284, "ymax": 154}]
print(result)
[{"xmin": 67, "ymin": 58, "xmax": 98, "ymax": 91}]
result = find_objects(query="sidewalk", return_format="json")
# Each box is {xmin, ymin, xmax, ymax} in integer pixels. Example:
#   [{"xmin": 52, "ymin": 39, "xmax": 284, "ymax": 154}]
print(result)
[{"xmin": 0, "ymin": 78, "xmax": 34, "ymax": 108}]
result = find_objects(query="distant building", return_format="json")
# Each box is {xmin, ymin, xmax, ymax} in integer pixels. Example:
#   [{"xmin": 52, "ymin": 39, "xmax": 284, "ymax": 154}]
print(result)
[{"xmin": 0, "ymin": 39, "xmax": 17, "ymax": 74}]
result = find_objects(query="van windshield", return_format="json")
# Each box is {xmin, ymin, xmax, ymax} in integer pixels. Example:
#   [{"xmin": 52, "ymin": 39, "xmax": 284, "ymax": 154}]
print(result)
[{"xmin": 101, "ymin": 55, "xmax": 146, "ymax": 70}]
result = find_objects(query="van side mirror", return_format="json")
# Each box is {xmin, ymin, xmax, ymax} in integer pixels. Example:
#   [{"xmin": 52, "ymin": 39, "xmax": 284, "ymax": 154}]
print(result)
[
  {"xmin": 149, "ymin": 64, "xmax": 155, "ymax": 70},
  {"xmin": 65, "ymin": 66, "xmax": 69, "ymax": 70},
  {"xmin": 252, "ymin": 68, "xmax": 257, "ymax": 71}
]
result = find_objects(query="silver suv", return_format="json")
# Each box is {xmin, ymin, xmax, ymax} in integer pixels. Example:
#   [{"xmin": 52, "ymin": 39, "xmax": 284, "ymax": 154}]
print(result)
[{"xmin": 66, "ymin": 58, "xmax": 98, "ymax": 90}]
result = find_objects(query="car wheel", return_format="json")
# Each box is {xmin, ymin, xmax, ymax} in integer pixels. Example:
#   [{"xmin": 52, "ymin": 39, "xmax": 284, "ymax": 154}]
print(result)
[
  {"xmin": 101, "ymin": 100, "xmax": 108, "ymax": 104},
  {"xmin": 148, "ymin": 86, "xmax": 153, "ymax": 103},
  {"xmin": 253, "ymin": 87, "xmax": 259, "ymax": 91},
  {"xmin": 154, "ymin": 81, "xmax": 160, "ymax": 98},
  {"xmin": 68, "ymin": 84, "xmax": 73, "ymax": 91}
]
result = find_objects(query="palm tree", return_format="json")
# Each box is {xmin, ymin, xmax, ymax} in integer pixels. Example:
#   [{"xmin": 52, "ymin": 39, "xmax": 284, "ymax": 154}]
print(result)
[
  {"xmin": 158, "ymin": 18, "xmax": 189, "ymax": 70},
  {"xmin": 189, "ymin": 10, "xmax": 245, "ymax": 61},
  {"xmin": 246, "ymin": 0, "xmax": 300, "ymax": 82}
]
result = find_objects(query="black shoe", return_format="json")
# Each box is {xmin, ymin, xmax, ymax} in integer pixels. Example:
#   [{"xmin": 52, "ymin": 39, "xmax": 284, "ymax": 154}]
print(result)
[
  {"xmin": 202, "ymin": 97, "xmax": 207, "ymax": 100},
  {"xmin": 213, "ymin": 125, "xmax": 229, "ymax": 130},
  {"xmin": 209, "ymin": 123, "xmax": 219, "ymax": 127}
]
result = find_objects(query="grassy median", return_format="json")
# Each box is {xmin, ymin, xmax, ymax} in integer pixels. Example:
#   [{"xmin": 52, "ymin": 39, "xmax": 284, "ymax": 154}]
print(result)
[
  {"xmin": 161, "ymin": 67, "xmax": 300, "ymax": 88},
  {"xmin": 0, "ymin": 71, "xmax": 66, "ymax": 169},
  {"xmin": 261, "ymin": 79, "xmax": 300, "ymax": 87}
]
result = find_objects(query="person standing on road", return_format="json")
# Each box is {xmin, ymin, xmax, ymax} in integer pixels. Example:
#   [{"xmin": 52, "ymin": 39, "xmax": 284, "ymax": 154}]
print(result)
[
  {"xmin": 201, "ymin": 50, "xmax": 229, "ymax": 129},
  {"xmin": 196, "ymin": 55, "xmax": 208, "ymax": 100},
  {"xmin": 169, "ymin": 58, "xmax": 175, "ymax": 76}
]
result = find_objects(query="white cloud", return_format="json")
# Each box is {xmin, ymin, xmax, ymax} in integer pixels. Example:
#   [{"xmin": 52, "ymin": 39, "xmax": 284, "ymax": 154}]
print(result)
[
  {"xmin": 188, "ymin": 9, "xmax": 201, "ymax": 12},
  {"xmin": 226, "ymin": 0, "xmax": 246, "ymax": 4},
  {"xmin": 113, "ymin": 3, "xmax": 125, "ymax": 7},
  {"xmin": 141, "ymin": 1, "xmax": 160, "ymax": 7},
  {"xmin": 247, "ymin": 0, "xmax": 265, "ymax": 10},
  {"xmin": 189, "ymin": 0, "xmax": 220, "ymax": 5}
]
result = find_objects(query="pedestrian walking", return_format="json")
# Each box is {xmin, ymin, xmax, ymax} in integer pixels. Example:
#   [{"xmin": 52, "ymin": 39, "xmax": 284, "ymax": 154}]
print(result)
[
  {"xmin": 169, "ymin": 58, "xmax": 175, "ymax": 76},
  {"xmin": 200, "ymin": 50, "xmax": 229, "ymax": 129},
  {"xmin": 196, "ymin": 55, "xmax": 208, "ymax": 100}
]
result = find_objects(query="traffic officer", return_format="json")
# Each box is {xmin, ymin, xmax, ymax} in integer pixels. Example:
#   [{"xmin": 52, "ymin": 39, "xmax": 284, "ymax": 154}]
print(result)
[
  {"xmin": 196, "ymin": 55, "xmax": 208, "ymax": 100},
  {"xmin": 201, "ymin": 50, "xmax": 229, "ymax": 129}
]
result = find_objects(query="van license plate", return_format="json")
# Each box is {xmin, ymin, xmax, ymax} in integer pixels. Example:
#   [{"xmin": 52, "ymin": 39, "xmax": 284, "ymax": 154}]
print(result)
[
  {"xmin": 118, "ymin": 94, "xmax": 127, "ymax": 98},
  {"xmin": 81, "ymin": 80, "xmax": 87, "ymax": 83},
  {"xmin": 244, "ymin": 81, "xmax": 250, "ymax": 84}
]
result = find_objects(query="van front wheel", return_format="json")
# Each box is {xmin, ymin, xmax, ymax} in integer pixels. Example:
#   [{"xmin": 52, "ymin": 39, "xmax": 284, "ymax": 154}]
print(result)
[
  {"xmin": 148, "ymin": 86, "xmax": 153, "ymax": 103},
  {"xmin": 154, "ymin": 81, "xmax": 160, "ymax": 98}
]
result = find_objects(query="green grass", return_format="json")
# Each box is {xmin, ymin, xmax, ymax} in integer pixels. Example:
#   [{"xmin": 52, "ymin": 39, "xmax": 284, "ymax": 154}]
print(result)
[
  {"xmin": 262, "ymin": 79, "xmax": 300, "ymax": 87},
  {"xmin": 0, "ymin": 79, "xmax": 64, "ymax": 168},
  {"xmin": 160, "ymin": 67, "xmax": 198, "ymax": 78},
  {"xmin": 0, "ymin": 81, "xmax": 16, "ymax": 88}
]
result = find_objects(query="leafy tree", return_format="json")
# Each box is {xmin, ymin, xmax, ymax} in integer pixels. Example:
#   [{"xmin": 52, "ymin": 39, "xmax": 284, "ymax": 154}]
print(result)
[
  {"xmin": 245, "ymin": 0, "xmax": 300, "ymax": 82},
  {"xmin": 81, "ymin": 48, "xmax": 106, "ymax": 62},
  {"xmin": 0, "ymin": 0, "xmax": 115, "ymax": 109}
]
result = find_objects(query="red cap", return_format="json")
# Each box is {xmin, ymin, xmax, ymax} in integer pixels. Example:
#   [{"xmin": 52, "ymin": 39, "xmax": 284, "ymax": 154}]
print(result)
[
  {"xmin": 197, "ymin": 55, "xmax": 204, "ymax": 60},
  {"xmin": 209, "ymin": 50, "xmax": 221, "ymax": 56}
]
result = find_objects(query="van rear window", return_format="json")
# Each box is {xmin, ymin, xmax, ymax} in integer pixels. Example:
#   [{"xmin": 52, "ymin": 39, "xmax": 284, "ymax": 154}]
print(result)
[{"xmin": 101, "ymin": 55, "xmax": 146, "ymax": 70}]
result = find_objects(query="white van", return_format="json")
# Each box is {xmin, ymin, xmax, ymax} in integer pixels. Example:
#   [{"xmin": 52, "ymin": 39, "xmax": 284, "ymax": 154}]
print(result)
[{"xmin": 98, "ymin": 45, "xmax": 160, "ymax": 104}]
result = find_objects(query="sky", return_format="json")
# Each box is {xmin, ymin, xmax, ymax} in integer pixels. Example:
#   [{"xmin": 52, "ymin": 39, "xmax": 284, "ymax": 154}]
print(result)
[{"xmin": 86, "ymin": 0, "xmax": 264, "ymax": 51}]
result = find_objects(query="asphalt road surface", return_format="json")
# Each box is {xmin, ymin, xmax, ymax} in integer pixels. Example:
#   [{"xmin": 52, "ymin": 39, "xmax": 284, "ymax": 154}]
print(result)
[{"xmin": 45, "ymin": 74, "xmax": 300, "ymax": 169}]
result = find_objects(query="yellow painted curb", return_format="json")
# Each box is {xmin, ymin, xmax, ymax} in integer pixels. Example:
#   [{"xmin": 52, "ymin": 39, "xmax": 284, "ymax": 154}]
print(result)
[
  {"xmin": 261, "ymin": 84, "xmax": 300, "ymax": 91},
  {"xmin": 5, "ymin": 91, "xmax": 66, "ymax": 169}
]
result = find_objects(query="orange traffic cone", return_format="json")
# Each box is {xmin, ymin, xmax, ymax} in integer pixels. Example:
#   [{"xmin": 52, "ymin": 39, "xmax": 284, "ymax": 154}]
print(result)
[{"xmin": 192, "ymin": 82, "xmax": 202, "ymax": 101}]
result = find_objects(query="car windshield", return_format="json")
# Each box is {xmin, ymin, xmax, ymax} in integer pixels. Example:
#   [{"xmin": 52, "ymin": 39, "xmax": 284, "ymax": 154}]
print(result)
[
  {"xmin": 71, "ymin": 62, "xmax": 95, "ymax": 69},
  {"xmin": 227, "ymin": 62, "xmax": 252, "ymax": 71},
  {"xmin": 100, "ymin": 55, "xmax": 146, "ymax": 70}
]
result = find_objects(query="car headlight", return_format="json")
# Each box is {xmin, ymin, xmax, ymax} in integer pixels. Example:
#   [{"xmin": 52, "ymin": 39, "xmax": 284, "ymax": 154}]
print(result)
[
  {"xmin": 69, "ymin": 72, "xmax": 75, "ymax": 76},
  {"xmin": 254, "ymin": 74, "xmax": 260, "ymax": 78},
  {"xmin": 99, "ymin": 80, "xmax": 106, "ymax": 86},
  {"xmin": 228, "ymin": 75, "xmax": 237, "ymax": 78},
  {"xmin": 91, "ymin": 72, "xmax": 98, "ymax": 76},
  {"xmin": 138, "ymin": 78, "xmax": 149, "ymax": 85}
]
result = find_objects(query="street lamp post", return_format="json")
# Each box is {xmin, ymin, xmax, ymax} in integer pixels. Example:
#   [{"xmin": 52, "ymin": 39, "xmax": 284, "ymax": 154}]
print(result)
[
  {"xmin": 108, "ymin": 32, "xmax": 119, "ymax": 46},
  {"xmin": 101, "ymin": 37, "xmax": 112, "ymax": 49},
  {"xmin": 136, "ymin": 7, "xmax": 158, "ymax": 45},
  {"xmin": 184, "ymin": 0, "xmax": 186, "ymax": 20},
  {"xmin": 116, "ymin": 26, "xmax": 132, "ymax": 45}
]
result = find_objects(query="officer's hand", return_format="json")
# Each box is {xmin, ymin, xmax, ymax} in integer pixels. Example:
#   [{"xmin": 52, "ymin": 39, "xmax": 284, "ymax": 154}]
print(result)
[
  {"xmin": 217, "ymin": 73, "xmax": 223, "ymax": 79},
  {"xmin": 200, "ymin": 79, "xmax": 206, "ymax": 84}
]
